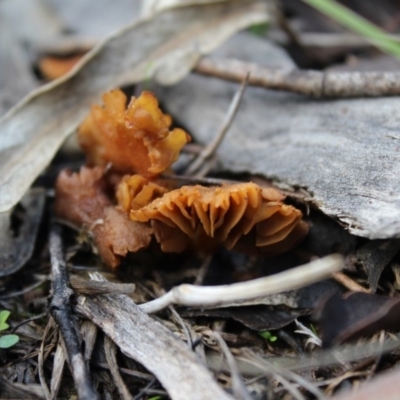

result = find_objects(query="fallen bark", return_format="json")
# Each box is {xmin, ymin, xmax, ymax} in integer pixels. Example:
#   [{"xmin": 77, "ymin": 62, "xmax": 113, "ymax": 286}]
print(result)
[{"xmin": 75, "ymin": 273, "xmax": 233, "ymax": 400}]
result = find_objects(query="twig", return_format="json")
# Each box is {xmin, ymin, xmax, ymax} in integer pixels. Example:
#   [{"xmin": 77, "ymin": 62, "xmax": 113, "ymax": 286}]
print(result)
[
  {"xmin": 132, "ymin": 378, "xmax": 157, "ymax": 400},
  {"xmin": 0, "ymin": 377, "xmax": 46, "ymax": 400},
  {"xmin": 332, "ymin": 271, "xmax": 371, "ymax": 293},
  {"xmin": 0, "ymin": 275, "xmax": 48, "ymax": 299},
  {"xmin": 49, "ymin": 222, "xmax": 100, "ymax": 400},
  {"xmin": 169, "ymin": 306, "xmax": 193, "ymax": 349},
  {"xmin": 195, "ymin": 57, "xmax": 400, "ymax": 98},
  {"xmin": 194, "ymin": 254, "xmax": 212, "ymax": 285},
  {"xmin": 50, "ymin": 340, "xmax": 66, "ymax": 400},
  {"xmin": 38, "ymin": 318, "xmax": 54, "ymax": 400},
  {"xmin": 271, "ymin": 30, "xmax": 400, "ymax": 49},
  {"xmin": 211, "ymin": 332, "xmax": 252, "ymax": 400},
  {"xmin": 104, "ymin": 336, "xmax": 132, "ymax": 400},
  {"xmin": 11, "ymin": 311, "xmax": 48, "ymax": 333},
  {"xmin": 207, "ymin": 332, "xmax": 400, "ymax": 378},
  {"xmin": 139, "ymin": 254, "xmax": 343, "ymax": 313},
  {"xmin": 242, "ymin": 349, "xmax": 326, "ymax": 400},
  {"xmin": 185, "ymin": 74, "xmax": 249, "ymax": 177},
  {"xmin": 94, "ymin": 363, "xmax": 154, "ymax": 381}
]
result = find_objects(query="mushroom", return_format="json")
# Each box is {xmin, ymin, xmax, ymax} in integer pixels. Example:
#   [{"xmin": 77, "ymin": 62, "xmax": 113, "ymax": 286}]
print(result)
[
  {"xmin": 127, "ymin": 182, "xmax": 308, "ymax": 254},
  {"xmin": 78, "ymin": 89, "xmax": 191, "ymax": 178}
]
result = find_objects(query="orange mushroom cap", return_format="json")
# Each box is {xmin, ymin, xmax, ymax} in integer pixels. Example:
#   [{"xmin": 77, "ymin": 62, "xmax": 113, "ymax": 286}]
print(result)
[
  {"xmin": 78, "ymin": 89, "xmax": 191, "ymax": 178},
  {"xmin": 126, "ymin": 182, "xmax": 308, "ymax": 254}
]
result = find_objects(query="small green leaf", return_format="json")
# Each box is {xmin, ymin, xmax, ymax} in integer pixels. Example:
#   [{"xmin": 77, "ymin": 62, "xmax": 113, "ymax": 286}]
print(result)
[
  {"xmin": 0, "ymin": 310, "xmax": 11, "ymax": 331},
  {"xmin": 259, "ymin": 330, "xmax": 278, "ymax": 342},
  {"xmin": 0, "ymin": 334, "xmax": 19, "ymax": 348},
  {"xmin": 310, "ymin": 324, "xmax": 318, "ymax": 335},
  {"xmin": 248, "ymin": 22, "xmax": 269, "ymax": 37}
]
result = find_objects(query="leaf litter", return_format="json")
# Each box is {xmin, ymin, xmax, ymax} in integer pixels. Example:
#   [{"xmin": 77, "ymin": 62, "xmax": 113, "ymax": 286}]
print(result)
[{"xmin": 2, "ymin": 1, "xmax": 400, "ymax": 399}]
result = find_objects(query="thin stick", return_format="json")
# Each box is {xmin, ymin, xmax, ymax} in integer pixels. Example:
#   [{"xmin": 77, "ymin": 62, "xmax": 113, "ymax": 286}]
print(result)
[
  {"xmin": 49, "ymin": 222, "xmax": 99, "ymax": 400},
  {"xmin": 104, "ymin": 336, "xmax": 132, "ymax": 400},
  {"xmin": 139, "ymin": 254, "xmax": 343, "ymax": 313},
  {"xmin": 12, "ymin": 311, "xmax": 48, "ymax": 333},
  {"xmin": 242, "ymin": 350, "xmax": 326, "ymax": 400},
  {"xmin": 38, "ymin": 319, "xmax": 53, "ymax": 400},
  {"xmin": 185, "ymin": 74, "xmax": 249, "ymax": 176},
  {"xmin": 332, "ymin": 271, "xmax": 371, "ymax": 293},
  {"xmin": 211, "ymin": 332, "xmax": 252, "ymax": 400},
  {"xmin": 94, "ymin": 363, "xmax": 154, "ymax": 381},
  {"xmin": 195, "ymin": 57, "xmax": 400, "ymax": 98},
  {"xmin": 0, "ymin": 275, "xmax": 47, "ymax": 299},
  {"xmin": 169, "ymin": 306, "xmax": 193, "ymax": 349}
]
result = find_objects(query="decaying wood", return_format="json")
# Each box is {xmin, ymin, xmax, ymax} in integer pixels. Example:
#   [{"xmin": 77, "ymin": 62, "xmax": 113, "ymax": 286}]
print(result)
[
  {"xmin": 75, "ymin": 272, "xmax": 234, "ymax": 400},
  {"xmin": 195, "ymin": 57, "xmax": 400, "ymax": 98},
  {"xmin": 139, "ymin": 255, "xmax": 343, "ymax": 313},
  {"xmin": 69, "ymin": 276, "xmax": 136, "ymax": 296},
  {"xmin": 49, "ymin": 223, "xmax": 99, "ymax": 400}
]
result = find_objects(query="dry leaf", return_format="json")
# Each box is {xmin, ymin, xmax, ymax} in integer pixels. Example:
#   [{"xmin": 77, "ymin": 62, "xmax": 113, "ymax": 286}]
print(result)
[
  {"xmin": 128, "ymin": 182, "xmax": 308, "ymax": 253},
  {"xmin": 55, "ymin": 167, "xmax": 152, "ymax": 268},
  {"xmin": 0, "ymin": 14, "xmax": 36, "ymax": 115},
  {"xmin": 0, "ymin": 0, "xmax": 267, "ymax": 214}
]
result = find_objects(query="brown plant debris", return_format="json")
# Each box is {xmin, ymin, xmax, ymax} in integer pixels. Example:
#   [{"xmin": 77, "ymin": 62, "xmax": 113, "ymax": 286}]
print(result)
[
  {"xmin": 126, "ymin": 182, "xmax": 308, "ymax": 254},
  {"xmin": 55, "ymin": 166, "xmax": 152, "ymax": 268},
  {"xmin": 38, "ymin": 54, "xmax": 85, "ymax": 80},
  {"xmin": 78, "ymin": 89, "xmax": 191, "ymax": 178}
]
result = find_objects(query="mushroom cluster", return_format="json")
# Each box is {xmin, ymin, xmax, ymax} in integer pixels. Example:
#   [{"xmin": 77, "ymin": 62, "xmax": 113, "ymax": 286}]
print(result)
[
  {"xmin": 55, "ymin": 89, "xmax": 308, "ymax": 267},
  {"xmin": 120, "ymin": 180, "xmax": 308, "ymax": 254}
]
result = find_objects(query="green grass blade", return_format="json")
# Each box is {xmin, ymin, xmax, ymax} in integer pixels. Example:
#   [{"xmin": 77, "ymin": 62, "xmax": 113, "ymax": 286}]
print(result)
[{"xmin": 303, "ymin": 0, "xmax": 400, "ymax": 59}]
